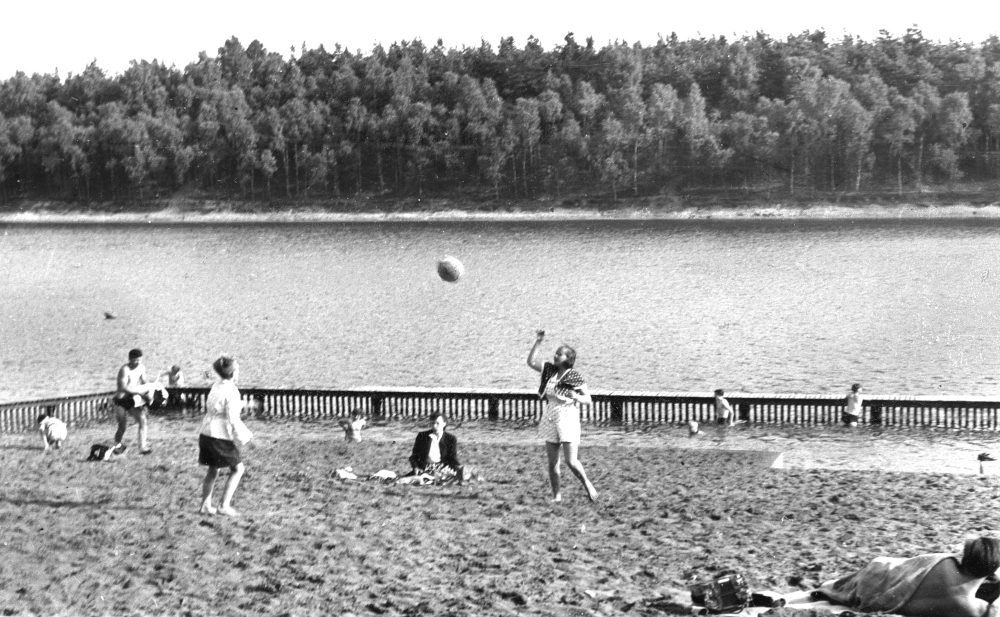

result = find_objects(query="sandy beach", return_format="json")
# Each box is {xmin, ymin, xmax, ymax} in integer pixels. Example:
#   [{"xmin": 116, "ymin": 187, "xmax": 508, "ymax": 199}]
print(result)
[
  {"xmin": 3, "ymin": 199, "xmax": 1000, "ymax": 225},
  {"xmin": 2, "ymin": 417, "xmax": 998, "ymax": 616}
]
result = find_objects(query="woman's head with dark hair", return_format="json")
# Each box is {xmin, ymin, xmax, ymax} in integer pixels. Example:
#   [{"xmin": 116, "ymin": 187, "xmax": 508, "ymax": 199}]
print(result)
[
  {"xmin": 213, "ymin": 356, "xmax": 238, "ymax": 380},
  {"xmin": 555, "ymin": 345, "xmax": 577, "ymax": 369},
  {"xmin": 962, "ymin": 537, "xmax": 1000, "ymax": 578},
  {"xmin": 429, "ymin": 412, "xmax": 448, "ymax": 435},
  {"xmin": 851, "ymin": 383, "xmax": 862, "ymax": 392}
]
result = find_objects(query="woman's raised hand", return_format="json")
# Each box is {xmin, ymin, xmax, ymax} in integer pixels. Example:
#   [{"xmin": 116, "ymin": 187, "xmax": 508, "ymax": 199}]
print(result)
[{"xmin": 535, "ymin": 329, "xmax": 545, "ymax": 342}]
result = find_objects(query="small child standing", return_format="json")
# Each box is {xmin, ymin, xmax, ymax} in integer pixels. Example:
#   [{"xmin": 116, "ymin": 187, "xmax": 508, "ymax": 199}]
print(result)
[
  {"xmin": 844, "ymin": 383, "xmax": 863, "ymax": 427},
  {"xmin": 339, "ymin": 409, "xmax": 366, "ymax": 442},
  {"xmin": 714, "ymin": 389, "xmax": 734, "ymax": 427},
  {"xmin": 163, "ymin": 365, "xmax": 185, "ymax": 388}
]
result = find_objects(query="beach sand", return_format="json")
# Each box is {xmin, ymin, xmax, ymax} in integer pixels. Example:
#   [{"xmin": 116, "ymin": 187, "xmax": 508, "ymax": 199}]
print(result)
[
  {"xmin": 2, "ymin": 418, "xmax": 998, "ymax": 616},
  {"xmin": 4, "ymin": 200, "xmax": 1000, "ymax": 224}
]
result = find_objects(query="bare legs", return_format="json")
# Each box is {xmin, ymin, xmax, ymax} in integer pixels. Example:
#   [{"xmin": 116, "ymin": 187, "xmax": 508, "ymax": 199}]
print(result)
[
  {"xmin": 200, "ymin": 468, "xmax": 219, "ymax": 515},
  {"xmin": 545, "ymin": 442, "xmax": 563, "ymax": 501},
  {"xmin": 136, "ymin": 411, "xmax": 149, "ymax": 451},
  {"xmin": 201, "ymin": 463, "xmax": 245, "ymax": 516},
  {"xmin": 545, "ymin": 441, "xmax": 597, "ymax": 502},
  {"xmin": 114, "ymin": 407, "xmax": 150, "ymax": 451},
  {"xmin": 113, "ymin": 407, "xmax": 129, "ymax": 445}
]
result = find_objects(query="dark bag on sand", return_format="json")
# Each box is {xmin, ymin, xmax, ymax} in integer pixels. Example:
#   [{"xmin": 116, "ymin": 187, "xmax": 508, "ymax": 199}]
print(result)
[
  {"xmin": 87, "ymin": 444, "xmax": 112, "ymax": 461},
  {"xmin": 689, "ymin": 571, "xmax": 750, "ymax": 613},
  {"xmin": 87, "ymin": 443, "xmax": 125, "ymax": 461}
]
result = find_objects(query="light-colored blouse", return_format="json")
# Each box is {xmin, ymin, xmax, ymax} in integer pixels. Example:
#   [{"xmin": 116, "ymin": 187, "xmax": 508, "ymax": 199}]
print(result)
[
  {"xmin": 200, "ymin": 379, "xmax": 253, "ymax": 444},
  {"xmin": 846, "ymin": 391, "xmax": 863, "ymax": 416}
]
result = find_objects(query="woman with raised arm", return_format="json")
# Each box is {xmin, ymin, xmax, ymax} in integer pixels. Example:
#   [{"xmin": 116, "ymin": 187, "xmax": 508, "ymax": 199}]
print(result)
[{"xmin": 527, "ymin": 330, "xmax": 598, "ymax": 503}]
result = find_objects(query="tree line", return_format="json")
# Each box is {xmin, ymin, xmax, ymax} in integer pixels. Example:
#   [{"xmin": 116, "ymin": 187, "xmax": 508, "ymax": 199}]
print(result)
[{"xmin": 2, "ymin": 27, "xmax": 1000, "ymax": 205}]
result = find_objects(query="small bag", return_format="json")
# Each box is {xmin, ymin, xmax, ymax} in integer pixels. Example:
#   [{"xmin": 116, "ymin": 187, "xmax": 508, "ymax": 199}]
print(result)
[{"xmin": 689, "ymin": 571, "xmax": 750, "ymax": 613}]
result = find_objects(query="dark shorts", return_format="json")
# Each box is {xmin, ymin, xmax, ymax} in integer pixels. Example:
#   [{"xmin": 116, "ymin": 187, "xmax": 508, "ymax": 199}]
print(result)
[
  {"xmin": 113, "ymin": 395, "xmax": 136, "ymax": 410},
  {"xmin": 199, "ymin": 434, "xmax": 242, "ymax": 468},
  {"xmin": 842, "ymin": 412, "xmax": 859, "ymax": 426}
]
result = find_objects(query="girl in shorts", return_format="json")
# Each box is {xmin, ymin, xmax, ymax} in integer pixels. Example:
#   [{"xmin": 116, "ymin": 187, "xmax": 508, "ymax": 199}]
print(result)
[
  {"xmin": 198, "ymin": 356, "xmax": 253, "ymax": 517},
  {"xmin": 527, "ymin": 330, "xmax": 598, "ymax": 503}
]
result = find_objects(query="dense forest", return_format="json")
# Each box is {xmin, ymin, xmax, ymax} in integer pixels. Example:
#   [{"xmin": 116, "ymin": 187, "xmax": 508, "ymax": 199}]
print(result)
[{"xmin": 2, "ymin": 27, "xmax": 1000, "ymax": 207}]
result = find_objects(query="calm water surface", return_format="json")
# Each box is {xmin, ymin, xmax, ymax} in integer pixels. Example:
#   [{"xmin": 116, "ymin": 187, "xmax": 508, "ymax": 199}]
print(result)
[{"xmin": 3, "ymin": 219, "xmax": 1000, "ymax": 401}]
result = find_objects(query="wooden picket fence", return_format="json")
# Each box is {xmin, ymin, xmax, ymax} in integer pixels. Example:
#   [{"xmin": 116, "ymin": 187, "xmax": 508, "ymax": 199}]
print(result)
[{"xmin": 4, "ymin": 387, "xmax": 1000, "ymax": 433}]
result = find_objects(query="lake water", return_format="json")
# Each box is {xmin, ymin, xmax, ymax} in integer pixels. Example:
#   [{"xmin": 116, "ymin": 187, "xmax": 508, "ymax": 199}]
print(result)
[{"xmin": 3, "ymin": 218, "xmax": 1000, "ymax": 402}]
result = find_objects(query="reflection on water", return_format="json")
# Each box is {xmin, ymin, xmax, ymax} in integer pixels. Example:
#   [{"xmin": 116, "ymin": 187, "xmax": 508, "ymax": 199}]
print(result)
[{"xmin": 3, "ymin": 218, "xmax": 1000, "ymax": 401}]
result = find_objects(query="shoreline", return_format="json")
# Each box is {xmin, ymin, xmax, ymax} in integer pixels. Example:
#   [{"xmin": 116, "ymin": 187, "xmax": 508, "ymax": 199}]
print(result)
[{"xmin": 4, "ymin": 201, "xmax": 1000, "ymax": 224}]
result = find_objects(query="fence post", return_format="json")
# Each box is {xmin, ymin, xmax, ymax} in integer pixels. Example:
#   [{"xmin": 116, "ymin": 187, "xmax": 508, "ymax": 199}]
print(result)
[
  {"xmin": 739, "ymin": 402, "xmax": 751, "ymax": 422},
  {"xmin": 371, "ymin": 395, "xmax": 385, "ymax": 419},
  {"xmin": 488, "ymin": 397, "xmax": 499, "ymax": 422},
  {"xmin": 610, "ymin": 398, "xmax": 624, "ymax": 425}
]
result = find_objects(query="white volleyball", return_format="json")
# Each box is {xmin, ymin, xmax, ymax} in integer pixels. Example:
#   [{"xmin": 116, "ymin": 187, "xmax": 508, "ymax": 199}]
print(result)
[{"xmin": 437, "ymin": 256, "xmax": 465, "ymax": 283}]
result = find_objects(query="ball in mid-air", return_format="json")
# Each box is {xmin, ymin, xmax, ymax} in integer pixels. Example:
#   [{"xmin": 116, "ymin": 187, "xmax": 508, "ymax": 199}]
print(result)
[{"xmin": 437, "ymin": 256, "xmax": 465, "ymax": 283}]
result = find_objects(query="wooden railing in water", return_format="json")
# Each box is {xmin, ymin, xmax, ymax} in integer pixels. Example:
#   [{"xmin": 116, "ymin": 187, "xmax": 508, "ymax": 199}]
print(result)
[{"xmin": 3, "ymin": 387, "xmax": 1000, "ymax": 433}]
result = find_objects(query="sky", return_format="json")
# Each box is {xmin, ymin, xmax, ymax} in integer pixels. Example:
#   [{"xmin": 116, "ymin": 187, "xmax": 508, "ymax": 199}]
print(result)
[{"xmin": 1, "ymin": 0, "xmax": 997, "ymax": 81}]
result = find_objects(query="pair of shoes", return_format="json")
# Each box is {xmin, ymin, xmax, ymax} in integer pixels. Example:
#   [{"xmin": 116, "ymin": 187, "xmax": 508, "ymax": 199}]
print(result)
[{"xmin": 979, "ymin": 453, "xmax": 996, "ymax": 462}]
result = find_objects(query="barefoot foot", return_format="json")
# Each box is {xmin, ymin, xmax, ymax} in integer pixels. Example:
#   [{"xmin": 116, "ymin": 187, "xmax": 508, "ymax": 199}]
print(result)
[
  {"xmin": 199, "ymin": 505, "xmax": 217, "ymax": 515},
  {"xmin": 218, "ymin": 506, "xmax": 239, "ymax": 517}
]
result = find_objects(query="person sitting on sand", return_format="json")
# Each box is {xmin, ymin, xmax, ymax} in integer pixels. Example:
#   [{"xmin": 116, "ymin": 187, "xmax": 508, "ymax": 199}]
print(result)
[
  {"xmin": 812, "ymin": 536, "xmax": 1000, "ymax": 617},
  {"xmin": 844, "ymin": 383, "xmax": 863, "ymax": 427},
  {"xmin": 339, "ymin": 409, "xmax": 367, "ymax": 443},
  {"xmin": 407, "ymin": 412, "xmax": 462, "ymax": 479}
]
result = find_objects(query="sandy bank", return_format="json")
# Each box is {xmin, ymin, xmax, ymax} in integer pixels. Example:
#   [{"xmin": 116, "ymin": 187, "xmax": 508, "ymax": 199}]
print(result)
[{"xmin": 4, "ymin": 201, "xmax": 1000, "ymax": 224}]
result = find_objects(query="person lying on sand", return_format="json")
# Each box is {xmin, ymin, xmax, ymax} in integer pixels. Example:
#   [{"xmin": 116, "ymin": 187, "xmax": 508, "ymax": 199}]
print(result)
[{"xmin": 812, "ymin": 535, "xmax": 1000, "ymax": 616}]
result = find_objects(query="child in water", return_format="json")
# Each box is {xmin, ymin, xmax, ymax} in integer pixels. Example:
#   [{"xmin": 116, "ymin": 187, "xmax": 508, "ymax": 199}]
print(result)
[
  {"xmin": 844, "ymin": 383, "xmax": 863, "ymax": 427},
  {"xmin": 714, "ymin": 389, "xmax": 735, "ymax": 427}
]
